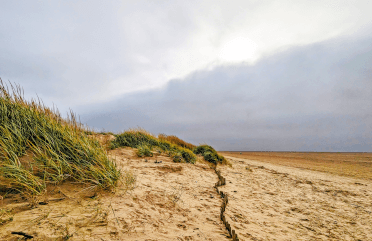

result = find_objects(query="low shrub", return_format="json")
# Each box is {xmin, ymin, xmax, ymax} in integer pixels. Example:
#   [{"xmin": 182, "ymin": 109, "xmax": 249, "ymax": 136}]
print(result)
[
  {"xmin": 172, "ymin": 154, "xmax": 182, "ymax": 163},
  {"xmin": 179, "ymin": 148, "xmax": 197, "ymax": 164},
  {"xmin": 172, "ymin": 148, "xmax": 197, "ymax": 164},
  {"xmin": 193, "ymin": 145, "xmax": 225, "ymax": 164}
]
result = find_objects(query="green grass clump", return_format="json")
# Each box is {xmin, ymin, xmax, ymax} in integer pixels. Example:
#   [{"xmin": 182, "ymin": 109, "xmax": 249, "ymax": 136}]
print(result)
[
  {"xmin": 0, "ymin": 80, "xmax": 121, "ymax": 196},
  {"xmin": 111, "ymin": 129, "xmax": 196, "ymax": 164},
  {"xmin": 136, "ymin": 144, "xmax": 153, "ymax": 157},
  {"xmin": 110, "ymin": 129, "xmax": 158, "ymax": 149},
  {"xmin": 193, "ymin": 145, "xmax": 225, "ymax": 164}
]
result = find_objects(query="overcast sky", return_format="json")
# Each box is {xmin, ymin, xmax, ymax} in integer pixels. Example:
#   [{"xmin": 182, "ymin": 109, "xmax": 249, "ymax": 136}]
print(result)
[{"xmin": 1, "ymin": 1, "xmax": 371, "ymax": 151}]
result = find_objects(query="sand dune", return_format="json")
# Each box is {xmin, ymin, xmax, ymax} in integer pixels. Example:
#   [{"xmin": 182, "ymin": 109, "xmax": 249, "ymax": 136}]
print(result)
[{"xmin": 0, "ymin": 148, "xmax": 228, "ymax": 240}]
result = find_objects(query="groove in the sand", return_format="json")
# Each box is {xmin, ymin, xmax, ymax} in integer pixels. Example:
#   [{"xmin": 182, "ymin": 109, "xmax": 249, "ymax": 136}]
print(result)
[{"xmin": 213, "ymin": 166, "xmax": 239, "ymax": 240}]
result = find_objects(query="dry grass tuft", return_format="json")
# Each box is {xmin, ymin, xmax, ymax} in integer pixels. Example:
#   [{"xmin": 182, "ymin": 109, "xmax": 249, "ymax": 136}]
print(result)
[{"xmin": 121, "ymin": 170, "xmax": 137, "ymax": 192}]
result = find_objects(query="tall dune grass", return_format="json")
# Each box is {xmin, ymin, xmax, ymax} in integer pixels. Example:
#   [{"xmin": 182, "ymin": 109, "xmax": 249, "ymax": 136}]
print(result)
[{"xmin": 0, "ymin": 80, "xmax": 121, "ymax": 196}]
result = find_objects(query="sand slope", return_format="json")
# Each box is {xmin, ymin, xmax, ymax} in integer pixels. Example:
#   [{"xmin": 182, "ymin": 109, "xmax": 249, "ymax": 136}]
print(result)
[{"xmin": 0, "ymin": 148, "xmax": 229, "ymax": 240}]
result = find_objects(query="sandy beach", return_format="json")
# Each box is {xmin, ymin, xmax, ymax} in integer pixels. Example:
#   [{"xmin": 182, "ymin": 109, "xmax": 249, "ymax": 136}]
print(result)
[{"xmin": 1, "ymin": 148, "xmax": 371, "ymax": 240}]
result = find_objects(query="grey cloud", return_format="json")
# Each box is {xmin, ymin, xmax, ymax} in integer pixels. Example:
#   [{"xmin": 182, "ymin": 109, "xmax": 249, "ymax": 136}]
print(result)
[
  {"xmin": 0, "ymin": 1, "xmax": 198, "ymax": 109},
  {"xmin": 80, "ymin": 35, "xmax": 372, "ymax": 151},
  {"xmin": 0, "ymin": 1, "xmax": 124, "ymax": 107}
]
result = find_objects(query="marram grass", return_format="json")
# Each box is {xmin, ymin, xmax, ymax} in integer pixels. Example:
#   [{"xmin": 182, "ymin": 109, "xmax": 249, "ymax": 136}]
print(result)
[
  {"xmin": 110, "ymin": 129, "xmax": 226, "ymax": 165},
  {"xmin": 0, "ymin": 80, "xmax": 121, "ymax": 196}
]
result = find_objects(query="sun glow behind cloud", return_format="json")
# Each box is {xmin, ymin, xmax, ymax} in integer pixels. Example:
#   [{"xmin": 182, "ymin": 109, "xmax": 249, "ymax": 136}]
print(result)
[
  {"xmin": 104, "ymin": 0, "xmax": 372, "ymax": 102},
  {"xmin": 218, "ymin": 36, "xmax": 258, "ymax": 63}
]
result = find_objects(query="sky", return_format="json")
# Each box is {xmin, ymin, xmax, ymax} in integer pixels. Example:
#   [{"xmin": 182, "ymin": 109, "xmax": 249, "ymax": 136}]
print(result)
[{"xmin": 1, "ymin": 1, "xmax": 371, "ymax": 151}]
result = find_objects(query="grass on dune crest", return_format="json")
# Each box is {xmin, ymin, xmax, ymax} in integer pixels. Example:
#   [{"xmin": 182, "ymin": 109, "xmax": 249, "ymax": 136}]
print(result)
[
  {"xmin": 110, "ymin": 129, "xmax": 197, "ymax": 164},
  {"xmin": 0, "ymin": 79, "xmax": 121, "ymax": 196},
  {"xmin": 158, "ymin": 134, "xmax": 196, "ymax": 150},
  {"xmin": 110, "ymin": 129, "xmax": 227, "ymax": 165}
]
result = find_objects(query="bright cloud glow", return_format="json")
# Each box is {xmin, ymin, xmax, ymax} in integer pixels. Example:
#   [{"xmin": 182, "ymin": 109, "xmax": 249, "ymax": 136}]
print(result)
[{"xmin": 218, "ymin": 36, "xmax": 258, "ymax": 63}]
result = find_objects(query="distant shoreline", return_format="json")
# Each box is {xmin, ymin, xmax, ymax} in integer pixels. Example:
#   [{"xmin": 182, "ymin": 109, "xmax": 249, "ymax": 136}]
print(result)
[{"xmin": 219, "ymin": 151, "xmax": 372, "ymax": 180}]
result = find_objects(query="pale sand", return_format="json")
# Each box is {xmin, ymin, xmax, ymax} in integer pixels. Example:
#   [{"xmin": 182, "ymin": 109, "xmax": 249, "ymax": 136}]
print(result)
[{"xmin": 0, "ymin": 146, "xmax": 371, "ymax": 240}]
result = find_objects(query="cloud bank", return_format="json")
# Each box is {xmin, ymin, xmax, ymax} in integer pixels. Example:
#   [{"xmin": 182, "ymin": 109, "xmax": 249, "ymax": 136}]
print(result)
[
  {"xmin": 1, "ymin": 0, "xmax": 372, "ymax": 112},
  {"xmin": 80, "ymin": 35, "xmax": 372, "ymax": 151}
]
